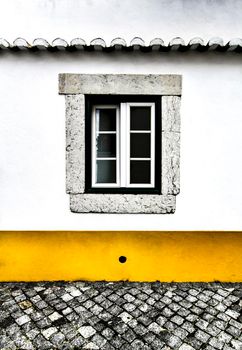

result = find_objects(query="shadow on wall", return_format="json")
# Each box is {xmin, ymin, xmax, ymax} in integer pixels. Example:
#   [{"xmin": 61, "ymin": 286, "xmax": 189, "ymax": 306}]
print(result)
[{"xmin": 0, "ymin": 49, "xmax": 242, "ymax": 71}]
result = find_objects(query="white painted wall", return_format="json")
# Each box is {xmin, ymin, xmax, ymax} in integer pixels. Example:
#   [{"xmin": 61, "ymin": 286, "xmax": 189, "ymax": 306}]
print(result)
[
  {"xmin": 0, "ymin": 0, "xmax": 242, "ymax": 230},
  {"xmin": 1, "ymin": 0, "xmax": 242, "ymax": 44}
]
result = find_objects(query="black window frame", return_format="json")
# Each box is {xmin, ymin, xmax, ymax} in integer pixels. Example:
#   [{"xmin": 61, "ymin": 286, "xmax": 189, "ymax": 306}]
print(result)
[{"xmin": 85, "ymin": 94, "xmax": 161, "ymax": 194}]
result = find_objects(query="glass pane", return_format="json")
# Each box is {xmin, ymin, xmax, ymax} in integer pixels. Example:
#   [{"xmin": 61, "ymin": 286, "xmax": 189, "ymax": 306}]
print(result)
[
  {"xmin": 96, "ymin": 160, "xmax": 116, "ymax": 183},
  {"xmin": 130, "ymin": 161, "xmax": 150, "ymax": 184},
  {"xmin": 97, "ymin": 108, "xmax": 116, "ymax": 131},
  {"xmin": 130, "ymin": 133, "xmax": 150, "ymax": 158},
  {"xmin": 97, "ymin": 134, "xmax": 116, "ymax": 158},
  {"xmin": 130, "ymin": 107, "xmax": 151, "ymax": 130}
]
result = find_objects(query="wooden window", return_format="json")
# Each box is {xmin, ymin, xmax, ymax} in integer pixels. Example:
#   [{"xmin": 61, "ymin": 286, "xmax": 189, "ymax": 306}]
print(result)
[{"xmin": 92, "ymin": 102, "xmax": 155, "ymax": 189}]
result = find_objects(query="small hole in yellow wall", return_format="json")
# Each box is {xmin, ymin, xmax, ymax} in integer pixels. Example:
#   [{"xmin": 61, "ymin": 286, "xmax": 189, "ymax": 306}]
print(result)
[{"xmin": 119, "ymin": 256, "xmax": 127, "ymax": 263}]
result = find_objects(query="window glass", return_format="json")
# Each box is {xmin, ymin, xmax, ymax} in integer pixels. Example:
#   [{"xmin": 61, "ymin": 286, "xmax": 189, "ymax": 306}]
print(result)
[
  {"xmin": 130, "ymin": 133, "xmax": 150, "ymax": 158},
  {"xmin": 130, "ymin": 107, "xmax": 151, "ymax": 130},
  {"xmin": 130, "ymin": 160, "xmax": 151, "ymax": 184},
  {"xmin": 97, "ymin": 134, "xmax": 116, "ymax": 158},
  {"xmin": 96, "ymin": 160, "xmax": 116, "ymax": 183},
  {"xmin": 97, "ymin": 109, "xmax": 116, "ymax": 131},
  {"xmin": 95, "ymin": 107, "xmax": 117, "ymax": 185}
]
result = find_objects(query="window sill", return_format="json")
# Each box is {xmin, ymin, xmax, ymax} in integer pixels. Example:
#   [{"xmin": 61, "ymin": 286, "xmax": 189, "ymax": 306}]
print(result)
[{"xmin": 70, "ymin": 193, "xmax": 176, "ymax": 214}]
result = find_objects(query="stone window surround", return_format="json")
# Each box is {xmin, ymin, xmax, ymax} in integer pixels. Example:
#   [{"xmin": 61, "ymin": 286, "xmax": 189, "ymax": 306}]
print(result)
[{"xmin": 59, "ymin": 73, "xmax": 182, "ymax": 213}]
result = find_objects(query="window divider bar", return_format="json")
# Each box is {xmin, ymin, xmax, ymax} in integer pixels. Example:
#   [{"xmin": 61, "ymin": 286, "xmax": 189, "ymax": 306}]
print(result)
[
  {"xmin": 96, "ymin": 157, "xmax": 117, "ymax": 160},
  {"xmin": 130, "ymin": 158, "xmax": 151, "ymax": 161},
  {"xmin": 130, "ymin": 130, "xmax": 151, "ymax": 133},
  {"xmin": 97, "ymin": 131, "xmax": 117, "ymax": 134}
]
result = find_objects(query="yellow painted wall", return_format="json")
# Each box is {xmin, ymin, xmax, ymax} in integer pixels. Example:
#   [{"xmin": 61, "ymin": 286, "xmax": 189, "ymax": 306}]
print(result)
[{"xmin": 0, "ymin": 231, "xmax": 241, "ymax": 282}]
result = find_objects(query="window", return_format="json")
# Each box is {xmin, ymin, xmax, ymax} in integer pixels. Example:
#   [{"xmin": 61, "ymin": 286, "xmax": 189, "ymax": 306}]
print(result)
[
  {"xmin": 59, "ymin": 74, "xmax": 182, "ymax": 213},
  {"xmin": 92, "ymin": 105, "xmax": 119, "ymax": 187},
  {"xmin": 86, "ymin": 96, "xmax": 162, "ymax": 194},
  {"xmin": 92, "ymin": 102, "xmax": 155, "ymax": 188}
]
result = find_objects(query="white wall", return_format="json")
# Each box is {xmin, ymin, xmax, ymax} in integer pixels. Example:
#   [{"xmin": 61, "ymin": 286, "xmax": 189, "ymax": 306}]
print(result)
[
  {"xmin": 0, "ymin": 0, "xmax": 242, "ymax": 230},
  {"xmin": 1, "ymin": 0, "xmax": 242, "ymax": 44}
]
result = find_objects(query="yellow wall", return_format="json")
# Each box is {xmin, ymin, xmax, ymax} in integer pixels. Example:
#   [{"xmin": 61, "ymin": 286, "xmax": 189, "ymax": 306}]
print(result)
[{"xmin": 0, "ymin": 231, "xmax": 241, "ymax": 282}]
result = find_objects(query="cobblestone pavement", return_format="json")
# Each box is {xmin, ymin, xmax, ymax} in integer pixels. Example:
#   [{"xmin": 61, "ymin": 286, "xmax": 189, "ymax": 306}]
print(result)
[{"xmin": 0, "ymin": 282, "xmax": 241, "ymax": 350}]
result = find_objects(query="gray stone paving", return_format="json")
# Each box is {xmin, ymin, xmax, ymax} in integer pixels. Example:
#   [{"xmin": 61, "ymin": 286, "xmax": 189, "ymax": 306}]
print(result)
[{"xmin": 0, "ymin": 282, "xmax": 241, "ymax": 350}]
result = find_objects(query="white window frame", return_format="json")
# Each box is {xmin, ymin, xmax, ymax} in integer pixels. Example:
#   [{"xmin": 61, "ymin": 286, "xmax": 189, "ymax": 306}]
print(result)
[
  {"xmin": 92, "ymin": 102, "xmax": 155, "ymax": 189},
  {"xmin": 125, "ymin": 102, "xmax": 155, "ymax": 188},
  {"xmin": 92, "ymin": 105, "xmax": 120, "ymax": 188}
]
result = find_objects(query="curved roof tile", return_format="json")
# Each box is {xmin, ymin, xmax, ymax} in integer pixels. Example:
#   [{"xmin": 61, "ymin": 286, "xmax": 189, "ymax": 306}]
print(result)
[
  {"xmin": 32, "ymin": 38, "xmax": 50, "ymax": 49},
  {"xmin": 90, "ymin": 38, "xmax": 106, "ymax": 49},
  {"xmin": 0, "ymin": 38, "xmax": 10, "ymax": 49},
  {"xmin": 110, "ymin": 37, "xmax": 127, "ymax": 48},
  {"xmin": 13, "ymin": 37, "xmax": 31, "ymax": 50},
  {"xmin": 52, "ymin": 38, "xmax": 68, "ymax": 50},
  {"xmin": 0, "ymin": 37, "xmax": 241, "ymax": 53}
]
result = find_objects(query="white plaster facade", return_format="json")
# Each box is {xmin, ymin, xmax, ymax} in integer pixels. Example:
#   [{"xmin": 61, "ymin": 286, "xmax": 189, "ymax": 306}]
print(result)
[{"xmin": 0, "ymin": 0, "xmax": 242, "ymax": 228}]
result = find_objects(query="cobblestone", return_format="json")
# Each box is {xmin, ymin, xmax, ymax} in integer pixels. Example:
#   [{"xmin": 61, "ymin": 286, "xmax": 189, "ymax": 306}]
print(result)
[{"xmin": 0, "ymin": 282, "xmax": 241, "ymax": 349}]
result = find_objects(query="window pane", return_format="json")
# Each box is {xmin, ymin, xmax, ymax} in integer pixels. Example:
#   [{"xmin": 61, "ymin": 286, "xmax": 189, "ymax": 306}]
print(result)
[
  {"xmin": 97, "ymin": 108, "xmax": 116, "ymax": 131},
  {"xmin": 97, "ymin": 134, "xmax": 116, "ymax": 158},
  {"xmin": 130, "ymin": 107, "xmax": 151, "ymax": 130},
  {"xmin": 130, "ymin": 161, "xmax": 150, "ymax": 184},
  {"xmin": 96, "ymin": 160, "xmax": 116, "ymax": 183},
  {"xmin": 130, "ymin": 133, "xmax": 150, "ymax": 158}
]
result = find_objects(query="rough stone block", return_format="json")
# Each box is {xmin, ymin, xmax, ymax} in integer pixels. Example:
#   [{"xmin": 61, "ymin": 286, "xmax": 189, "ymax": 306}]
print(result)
[
  {"xmin": 70, "ymin": 194, "xmax": 176, "ymax": 214},
  {"xmin": 65, "ymin": 94, "xmax": 85, "ymax": 194},
  {"xmin": 162, "ymin": 131, "xmax": 180, "ymax": 195},
  {"xmin": 59, "ymin": 74, "xmax": 182, "ymax": 96},
  {"xmin": 162, "ymin": 96, "xmax": 181, "ymax": 132}
]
